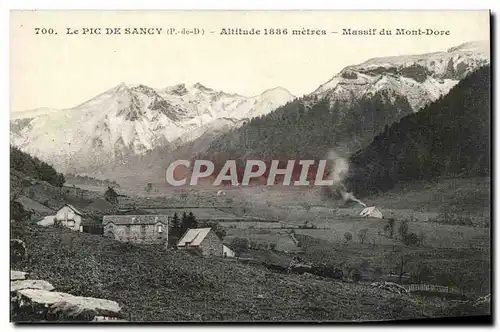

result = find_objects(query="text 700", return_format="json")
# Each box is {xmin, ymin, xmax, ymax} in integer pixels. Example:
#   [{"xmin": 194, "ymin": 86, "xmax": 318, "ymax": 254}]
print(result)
[{"xmin": 34, "ymin": 28, "xmax": 57, "ymax": 35}]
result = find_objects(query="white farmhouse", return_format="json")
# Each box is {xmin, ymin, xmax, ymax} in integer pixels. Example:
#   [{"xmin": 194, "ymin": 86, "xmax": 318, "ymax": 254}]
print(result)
[{"xmin": 54, "ymin": 204, "xmax": 83, "ymax": 231}]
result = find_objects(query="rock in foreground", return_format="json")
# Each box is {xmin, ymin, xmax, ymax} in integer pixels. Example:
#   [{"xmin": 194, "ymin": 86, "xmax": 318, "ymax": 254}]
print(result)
[
  {"xmin": 11, "ymin": 280, "xmax": 55, "ymax": 293},
  {"xmin": 10, "ymin": 270, "xmax": 28, "ymax": 281},
  {"xmin": 13, "ymin": 289, "xmax": 122, "ymax": 321}
]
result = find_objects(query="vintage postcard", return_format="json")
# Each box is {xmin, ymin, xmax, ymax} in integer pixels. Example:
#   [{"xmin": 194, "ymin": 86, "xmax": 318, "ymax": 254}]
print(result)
[{"xmin": 9, "ymin": 10, "xmax": 491, "ymax": 323}]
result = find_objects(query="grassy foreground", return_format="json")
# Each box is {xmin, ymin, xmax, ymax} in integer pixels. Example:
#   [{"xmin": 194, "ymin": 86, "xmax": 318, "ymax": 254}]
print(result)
[{"xmin": 10, "ymin": 221, "xmax": 464, "ymax": 322}]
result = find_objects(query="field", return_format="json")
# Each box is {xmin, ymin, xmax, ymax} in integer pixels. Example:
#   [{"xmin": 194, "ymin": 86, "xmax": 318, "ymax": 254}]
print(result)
[
  {"xmin": 193, "ymin": 177, "xmax": 490, "ymax": 297},
  {"xmin": 224, "ymin": 228, "xmax": 302, "ymax": 253},
  {"xmin": 11, "ymin": 174, "xmax": 491, "ymax": 321},
  {"xmin": 10, "ymin": 220, "xmax": 471, "ymax": 322}
]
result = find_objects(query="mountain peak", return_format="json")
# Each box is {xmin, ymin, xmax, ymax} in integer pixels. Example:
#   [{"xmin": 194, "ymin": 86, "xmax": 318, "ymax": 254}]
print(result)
[
  {"xmin": 261, "ymin": 86, "xmax": 291, "ymax": 94},
  {"xmin": 447, "ymin": 40, "xmax": 489, "ymax": 54},
  {"xmin": 260, "ymin": 87, "xmax": 295, "ymax": 99},
  {"xmin": 165, "ymin": 83, "xmax": 188, "ymax": 96},
  {"xmin": 192, "ymin": 82, "xmax": 213, "ymax": 92},
  {"xmin": 115, "ymin": 82, "xmax": 128, "ymax": 90},
  {"xmin": 311, "ymin": 40, "xmax": 490, "ymax": 111},
  {"xmin": 107, "ymin": 82, "xmax": 132, "ymax": 96}
]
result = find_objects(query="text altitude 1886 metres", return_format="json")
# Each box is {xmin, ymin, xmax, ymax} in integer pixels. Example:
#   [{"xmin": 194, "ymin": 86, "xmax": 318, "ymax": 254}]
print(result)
[{"xmin": 220, "ymin": 28, "xmax": 327, "ymax": 35}]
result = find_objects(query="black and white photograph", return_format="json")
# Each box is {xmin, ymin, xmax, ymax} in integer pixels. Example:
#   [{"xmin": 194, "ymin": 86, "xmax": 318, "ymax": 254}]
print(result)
[{"xmin": 8, "ymin": 10, "xmax": 491, "ymax": 323}]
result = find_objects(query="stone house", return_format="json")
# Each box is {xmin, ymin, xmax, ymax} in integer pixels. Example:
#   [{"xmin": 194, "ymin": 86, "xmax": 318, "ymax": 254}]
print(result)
[
  {"xmin": 54, "ymin": 204, "xmax": 83, "ymax": 231},
  {"xmin": 177, "ymin": 228, "xmax": 223, "ymax": 256},
  {"xmin": 102, "ymin": 215, "xmax": 168, "ymax": 246}
]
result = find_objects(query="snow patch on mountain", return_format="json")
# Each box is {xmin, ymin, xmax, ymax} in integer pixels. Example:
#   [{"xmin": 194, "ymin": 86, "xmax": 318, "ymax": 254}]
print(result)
[
  {"xmin": 10, "ymin": 82, "xmax": 294, "ymax": 172},
  {"xmin": 312, "ymin": 40, "xmax": 489, "ymax": 111}
]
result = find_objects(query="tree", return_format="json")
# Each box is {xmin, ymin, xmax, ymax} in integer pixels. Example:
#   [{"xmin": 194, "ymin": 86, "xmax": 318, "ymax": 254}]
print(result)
[
  {"xmin": 384, "ymin": 218, "xmax": 395, "ymax": 238},
  {"xmin": 357, "ymin": 228, "xmax": 368, "ymax": 244},
  {"xmin": 10, "ymin": 145, "xmax": 65, "ymax": 187},
  {"xmin": 417, "ymin": 231, "xmax": 426, "ymax": 246},
  {"xmin": 187, "ymin": 212, "xmax": 198, "ymax": 229},
  {"xmin": 179, "ymin": 211, "xmax": 198, "ymax": 236},
  {"xmin": 10, "ymin": 200, "xmax": 32, "ymax": 221},
  {"xmin": 170, "ymin": 213, "xmax": 181, "ymax": 237},
  {"xmin": 389, "ymin": 249, "xmax": 411, "ymax": 283},
  {"xmin": 347, "ymin": 66, "xmax": 490, "ymax": 196},
  {"xmin": 398, "ymin": 220, "xmax": 409, "ymax": 239},
  {"xmin": 402, "ymin": 232, "xmax": 420, "ymax": 247},
  {"xmin": 230, "ymin": 237, "xmax": 250, "ymax": 256},
  {"xmin": 201, "ymin": 221, "xmax": 226, "ymax": 240},
  {"xmin": 412, "ymin": 261, "xmax": 433, "ymax": 284},
  {"xmin": 180, "ymin": 212, "xmax": 189, "ymax": 236},
  {"xmin": 104, "ymin": 186, "xmax": 119, "ymax": 205},
  {"xmin": 344, "ymin": 232, "xmax": 353, "ymax": 243}
]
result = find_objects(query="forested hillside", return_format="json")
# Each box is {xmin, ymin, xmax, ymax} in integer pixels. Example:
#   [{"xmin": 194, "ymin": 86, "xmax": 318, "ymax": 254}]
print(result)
[
  {"xmin": 346, "ymin": 66, "xmax": 490, "ymax": 196},
  {"xmin": 64, "ymin": 173, "xmax": 120, "ymax": 188},
  {"xmin": 206, "ymin": 91, "xmax": 413, "ymax": 163},
  {"xmin": 10, "ymin": 146, "xmax": 65, "ymax": 187}
]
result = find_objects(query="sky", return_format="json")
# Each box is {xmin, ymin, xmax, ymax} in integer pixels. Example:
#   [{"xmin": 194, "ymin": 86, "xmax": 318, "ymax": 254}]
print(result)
[{"xmin": 10, "ymin": 10, "xmax": 490, "ymax": 112}]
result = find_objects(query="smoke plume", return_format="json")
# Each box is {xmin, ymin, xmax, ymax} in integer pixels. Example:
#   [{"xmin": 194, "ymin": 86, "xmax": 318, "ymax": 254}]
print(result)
[{"xmin": 326, "ymin": 150, "xmax": 366, "ymax": 208}]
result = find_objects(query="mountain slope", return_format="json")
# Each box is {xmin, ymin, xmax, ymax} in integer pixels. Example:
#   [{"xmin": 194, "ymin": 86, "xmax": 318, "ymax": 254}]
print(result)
[
  {"xmin": 205, "ymin": 41, "xmax": 489, "ymax": 167},
  {"xmin": 312, "ymin": 40, "xmax": 489, "ymax": 111},
  {"xmin": 10, "ymin": 146, "xmax": 65, "ymax": 188},
  {"xmin": 207, "ymin": 91, "xmax": 413, "ymax": 164},
  {"xmin": 346, "ymin": 65, "xmax": 490, "ymax": 197},
  {"xmin": 10, "ymin": 41, "xmax": 489, "ymax": 181},
  {"xmin": 10, "ymin": 83, "xmax": 294, "ymax": 173}
]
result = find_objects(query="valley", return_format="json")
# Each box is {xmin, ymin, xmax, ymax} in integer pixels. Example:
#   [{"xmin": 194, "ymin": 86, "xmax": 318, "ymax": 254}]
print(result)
[
  {"xmin": 9, "ymin": 39, "xmax": 491, "ymax": 322},
  {"xmin": 10, "ymin": 166, "xmax": 491, "ymax": 321}
]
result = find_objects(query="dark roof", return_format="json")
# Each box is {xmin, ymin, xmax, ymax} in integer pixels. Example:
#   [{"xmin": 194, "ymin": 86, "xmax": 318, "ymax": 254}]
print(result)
[{"xmin": 102, "ymin": 215, "xmax": 169, "ymax": 226}]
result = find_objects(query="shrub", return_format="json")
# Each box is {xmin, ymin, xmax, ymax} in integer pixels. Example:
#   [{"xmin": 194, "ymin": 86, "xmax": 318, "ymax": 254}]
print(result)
[
  {"xmin": 384, "ymin": 218, "xmax": 395, "ymax": 238},
  {"xmin": 398, "ymin": 220, "xmax": 409, "ymax": 239},
  {"xmin": 230, "ymin": 237, "xmax": 250, "ymax": 256},
  {"xmin": 351, "ymin": 269, "xmax": 362, "ymax": 283},
  {"xmin": 10, "ymin": 200, "xmax": 32, "ymax": 221},
  {"xmin": 357, "ymin": 228, "xmax": 368, "ymax": 244},
  {"xmin": 104, "ymin": 187, "xmax": 118, "ymax": 205},
  {"xmin": 417, "ymin": 231, "xmax": 426, "ymax": 246},
  {"xmin": 428, "ymin": 212, "xmax": 477, "ymax": 226},
  {"xmin": 374, "ymin": 267, "xmax": 384, "ymax": 280},
  {"xmin": 302, "ymin": 203, "xmax": 312, "ymax": 212},
  {"xmin": 402, "ymin": 232, "xmax": 420, "ymax": 247},
  {"xmin": 343, "ymin": 232, "xmax": 353, "ymax": 243}
]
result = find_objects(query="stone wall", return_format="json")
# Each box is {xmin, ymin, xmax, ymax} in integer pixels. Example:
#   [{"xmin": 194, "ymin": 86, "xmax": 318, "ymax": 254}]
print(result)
[
  {"xmin": 199, "ymin": 231, "xmax": 223, "ymax": 256},
  {"xmin": 217, "ymin": 221, "xmax": 281, "ymax": 229}
]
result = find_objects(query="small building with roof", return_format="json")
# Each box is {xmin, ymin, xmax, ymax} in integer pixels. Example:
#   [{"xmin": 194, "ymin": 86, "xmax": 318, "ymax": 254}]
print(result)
[
  {"xmin": 360, "ymin": 206, "xmax": 384, "ymax": 219},
  {"xmin": 222, "ymin": 244, "xmax": 236, "ymax": 258},
  {"xmin": 55, "ymin": 204, "xmax": 83, "ymax": 231},
  {"xmin": 102, "ymin": 215, "xmax": 169, "ymax": 245},
  {"xmin": 177, "ymin": 228, "xmax": 224, "ymax": 256}
]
